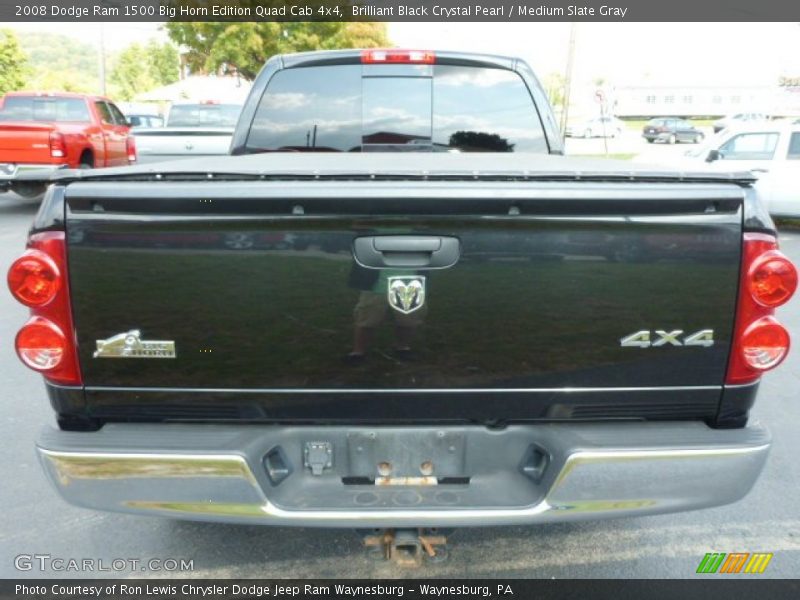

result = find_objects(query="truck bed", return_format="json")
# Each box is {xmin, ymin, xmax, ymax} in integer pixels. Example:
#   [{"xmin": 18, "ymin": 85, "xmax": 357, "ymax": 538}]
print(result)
[{"xmin": 131, "ymin": 127, "xmax": 235, "ymax": 164}]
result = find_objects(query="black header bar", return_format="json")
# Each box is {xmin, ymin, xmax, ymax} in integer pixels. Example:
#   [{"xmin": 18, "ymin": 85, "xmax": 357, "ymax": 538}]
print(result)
[
  {"xmin": 2, "ymin": 579, "xmax": 800, "ymax": 600},
  {"xmin": 3, "ymin": 0, "xmax": 800, "ymax": 22}
]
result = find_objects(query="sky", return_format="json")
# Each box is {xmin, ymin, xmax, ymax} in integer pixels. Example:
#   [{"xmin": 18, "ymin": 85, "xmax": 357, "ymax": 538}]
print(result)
[
  {"xmin": 6, "ymin": 21, "xmax": 800, "ymax": 88},
  {"xmin": 390, "ymin": 22, "xmax": 800, "ymax": 87}
]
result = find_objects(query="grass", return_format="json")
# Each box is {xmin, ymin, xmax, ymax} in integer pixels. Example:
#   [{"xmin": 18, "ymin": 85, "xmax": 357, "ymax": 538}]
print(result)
[{"xmin": 775, "ymin": 218, "xmax": 800, "ymax": 231}]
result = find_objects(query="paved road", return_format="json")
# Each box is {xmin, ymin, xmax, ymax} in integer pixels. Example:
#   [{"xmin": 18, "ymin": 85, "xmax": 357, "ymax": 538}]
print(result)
[{"xmin": 1, "ymin": 190, "xmax": 799, "ymax": 579}]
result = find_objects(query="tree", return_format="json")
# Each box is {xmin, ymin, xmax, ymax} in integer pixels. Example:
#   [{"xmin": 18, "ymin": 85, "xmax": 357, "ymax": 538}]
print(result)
[
  {"xmin": 110, "ymin": 45, "xmax": 154, "ymax": 101},
  {"xmin": 542, "ymin": 72, "xmax": 566, "ymax": 112},
  {"xmin": 110, "ymin": 40, "xmax": 180, "ymax": 101},
  {"xmin": 449, "ymin": 131, "xmax": 514, "ymax": 152},
  {"xmin": 146, "ymin": 40, "xmax": 180, "ymax": 85},
  {"xmin": 166, "ymin": 21, "xmax": 389, "ymax": 80},
  {"xmin": 17, "ymin": 31, "xmax": 98, "ymax": 93},
  {"xmin": 0, "ymin": 29, "xmax": 28, "ymax": 94}
]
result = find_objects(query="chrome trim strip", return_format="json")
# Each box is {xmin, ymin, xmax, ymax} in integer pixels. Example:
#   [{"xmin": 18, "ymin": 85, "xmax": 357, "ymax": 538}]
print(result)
[
  {"xmin": 723, "ymin": 382, "xmax": 761, "ymax": 389},
  {"xmin": 85, "ymin": 385, "xmax": 721, "ymax": 394}
]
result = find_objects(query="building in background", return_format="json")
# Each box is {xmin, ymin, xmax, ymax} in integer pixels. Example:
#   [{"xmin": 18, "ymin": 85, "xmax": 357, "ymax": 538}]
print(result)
[{"xmin": 613, "ymin": 84, "xmax": 800, "ymax": 119}]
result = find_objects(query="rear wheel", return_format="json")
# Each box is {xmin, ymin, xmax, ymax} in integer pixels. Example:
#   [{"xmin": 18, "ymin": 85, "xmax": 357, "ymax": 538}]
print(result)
[
  {"xmin": 11, "ymin": 182, "xmax": 46, "ymax": 199},
  {"xmin": 79, "ymin": 152, "xmax": 94, "ymax": 170},
  {"xmin": 646, "ymin": 138, "xmax": 654, "ymax": 144}
]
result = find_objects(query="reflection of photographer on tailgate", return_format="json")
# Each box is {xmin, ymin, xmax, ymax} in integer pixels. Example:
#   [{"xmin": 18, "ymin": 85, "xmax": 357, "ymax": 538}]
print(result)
[{"xmin": 346, "ymin": 264, "xmax": 428, "ymax": 364}]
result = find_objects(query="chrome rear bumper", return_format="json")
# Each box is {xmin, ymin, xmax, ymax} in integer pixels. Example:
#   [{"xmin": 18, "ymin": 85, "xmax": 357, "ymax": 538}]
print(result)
[
  {"xmin": 36, "ymin": 422, "xmax": 770, "ymax": 528},
  {"xmin": 0, "ymin": 163, "xmax": 67, "ymax": 192},
  {"xmin": 0, "ymin": 163, "xmax": 67, "ymax": 178}
]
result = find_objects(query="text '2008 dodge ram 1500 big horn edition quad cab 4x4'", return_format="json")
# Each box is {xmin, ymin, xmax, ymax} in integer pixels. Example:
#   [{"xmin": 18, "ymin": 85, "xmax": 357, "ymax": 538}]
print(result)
[{"xmin": 8, "ymin": 50, "xmax": 797, "ymax": 560}]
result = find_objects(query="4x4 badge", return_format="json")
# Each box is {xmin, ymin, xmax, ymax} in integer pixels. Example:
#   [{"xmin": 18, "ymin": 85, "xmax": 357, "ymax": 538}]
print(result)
[
  {"xmin": 94, "ymin": 330, "xmax": 176, "ymax": 359},
  {"xmin": 387, "ymin": 276, "xmax": 426, "ymax": 314},
  {"xmin": 620, "ymin": 329, "xmax": 714, "ymax": 348}
]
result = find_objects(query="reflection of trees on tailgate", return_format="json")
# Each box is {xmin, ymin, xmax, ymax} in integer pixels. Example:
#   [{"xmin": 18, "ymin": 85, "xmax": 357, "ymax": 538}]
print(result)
[{"xmin": 449, "ymin": 131, "xmax": 515, "ymax": 152}]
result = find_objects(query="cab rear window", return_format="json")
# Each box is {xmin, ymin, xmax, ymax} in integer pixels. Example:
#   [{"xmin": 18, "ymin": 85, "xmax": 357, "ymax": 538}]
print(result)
[
  {"xmin": 0, "ymin": 96, "xmax": 90, "ymax": 122},
  {"xmin": 245, "ymin": 64, "xmax": 547, "ymax": 153}
]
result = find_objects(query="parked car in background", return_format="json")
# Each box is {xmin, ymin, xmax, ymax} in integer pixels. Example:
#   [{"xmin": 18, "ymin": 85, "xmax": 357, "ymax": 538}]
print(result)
[
  {"xmin": 713, "ymin": 112, "xmax": 769, "ymax": 134},
  {"xmin": 565, "ymin": 116, "xmax": 625, "ymax": 138},
  {"xmin": 126, "ymin": 114, "xmax": 164, "ymax": 129},
  {"xmin": 642, "ymin": 118, "xmax": 704, "ymax": 144},
  {"xmin": 132, "ymin": 101, "xmax": 242, "ymax": 164},
  {"xmin": 681, "ymin": 122, "xmax": 800, "ymax": 217},
  {"xmin": 0, "ymin": 92, "xmax": 135, "ymax": 198}
]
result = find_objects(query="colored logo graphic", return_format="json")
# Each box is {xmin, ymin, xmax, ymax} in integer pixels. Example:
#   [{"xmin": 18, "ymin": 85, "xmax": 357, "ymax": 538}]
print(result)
[{"xmin": 696, "ymin": 553, "xmax": 773, "ymax": 574}]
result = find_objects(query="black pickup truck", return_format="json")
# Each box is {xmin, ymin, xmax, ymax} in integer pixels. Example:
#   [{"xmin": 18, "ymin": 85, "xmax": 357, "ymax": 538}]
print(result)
[{"xmin": 8, "ymin": 50, "xmax": 797, "ymax": 545}]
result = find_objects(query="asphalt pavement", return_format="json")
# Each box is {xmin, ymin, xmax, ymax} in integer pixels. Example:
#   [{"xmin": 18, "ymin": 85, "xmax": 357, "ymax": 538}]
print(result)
[{"xmin": 1, "ymin": 183, "xmax": 799, "ymax": 579}]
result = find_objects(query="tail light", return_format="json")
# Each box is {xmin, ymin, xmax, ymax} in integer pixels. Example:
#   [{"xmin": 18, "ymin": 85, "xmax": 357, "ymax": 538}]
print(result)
[
  {"xmin": 7, "ymin": 250, "xmax": 60, "ymax": 306},
  {"xmin": 740, "ymin": 317, "xmax": 790, "ymax": 371},
  {"xmin": 748, "ymin": 250, "xmax": 797, "ymax": 307},
  {"xmin": 361, "ymin": 49, "xmax": 435, "ymax": 64},
  {"xmin": 49, "ymin": 131, "xmax": 66, "ymax": 159},
  {"xmin": 126, "ymin": 134, "xmax": 137, "ymax": 163},
  {"xmin": 726, "ymin": 233, "xmax": 796, "ymax": 384},
  {"xmin": 7, "ymin": 232, "xmax": 81, "ymax": 385},
  {"xmin": 16, "ymin": 318, "xmax": 69, "ymax": 371}
]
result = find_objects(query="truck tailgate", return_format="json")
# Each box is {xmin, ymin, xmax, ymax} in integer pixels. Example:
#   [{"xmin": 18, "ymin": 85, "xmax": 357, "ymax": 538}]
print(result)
[
  {"xmin": 0, "ymin": 121, "xmax": 54, "ymax": 163},
  {"xmin": 64, "ymin": 178, "xmax": 744, "ymax": 423},
  {"xmin": 133, "ymin": 128, "xmax": 233, "ymax": 163}
]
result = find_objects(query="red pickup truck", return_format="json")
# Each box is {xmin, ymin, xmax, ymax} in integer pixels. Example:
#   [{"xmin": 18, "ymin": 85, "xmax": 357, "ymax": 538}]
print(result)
[{"xmin": 0, "ymin": 92, "xmax": 136, "ymax": 198}]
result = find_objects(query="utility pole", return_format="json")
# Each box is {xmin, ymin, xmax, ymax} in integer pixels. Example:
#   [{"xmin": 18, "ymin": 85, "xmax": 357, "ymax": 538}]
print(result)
[
  {"xmin": 98, "ymin": 23, "xmax": 107, "ymax": 96},
  {"xmin": 560, "ymin": 23, "xmax": 577, "ymax": 141}
]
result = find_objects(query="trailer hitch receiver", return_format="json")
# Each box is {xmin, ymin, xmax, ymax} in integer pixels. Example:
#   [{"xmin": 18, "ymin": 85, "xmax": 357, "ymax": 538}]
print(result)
[{"xmin": 362, "ymin": 528, "xmax": 448, "ymax": 567}]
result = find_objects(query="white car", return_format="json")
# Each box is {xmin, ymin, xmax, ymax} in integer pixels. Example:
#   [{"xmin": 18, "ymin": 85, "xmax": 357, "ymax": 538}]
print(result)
[
  {"xmin": 566, "ymin": 116, "xmax": 625, "ymax": 138},
  {"xmin": 712, "ymin": 112, "xmax": 769, "ymax": 134},
  {"xmin": 681, "ymin": 123, "xmax": 800, "ymax": 217}
]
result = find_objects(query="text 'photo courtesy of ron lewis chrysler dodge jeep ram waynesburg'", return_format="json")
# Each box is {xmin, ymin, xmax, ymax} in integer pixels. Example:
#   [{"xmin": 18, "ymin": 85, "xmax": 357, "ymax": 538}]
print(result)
[{"xmin": 5, "ymin": 49, "xmax": 798, "ymax": 563}]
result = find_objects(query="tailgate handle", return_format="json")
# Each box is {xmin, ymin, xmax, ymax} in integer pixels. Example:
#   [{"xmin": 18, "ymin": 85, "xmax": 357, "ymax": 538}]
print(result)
[{"xmin": 353, "ymin": 236, "xmax": 460, "ymax": 269}]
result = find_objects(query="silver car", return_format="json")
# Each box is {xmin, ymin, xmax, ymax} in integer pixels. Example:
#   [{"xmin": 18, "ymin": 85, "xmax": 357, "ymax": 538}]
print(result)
[
  {"xmin": 712, "ymin": 112, "xmax": 768, "ymax": 134},
  {"xmin": 566, "ymin": 116, "xmax": 625, "ymax": 138},
  {"xmin": 133, "ymin": 102, "xmax": 242, "ymax": 164}
]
